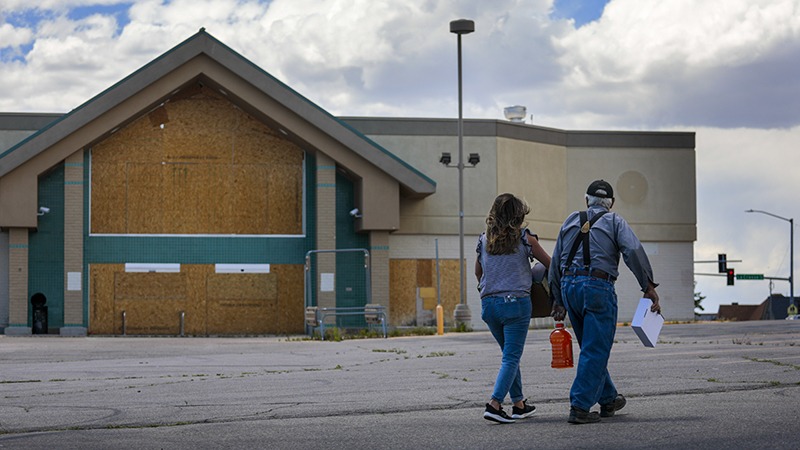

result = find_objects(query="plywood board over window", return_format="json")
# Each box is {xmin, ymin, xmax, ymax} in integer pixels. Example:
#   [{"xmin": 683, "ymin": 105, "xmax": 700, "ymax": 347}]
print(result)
[
  {"xmin": 88, "ymin": 263, "xmax": 304, "ymax": 335},
  {"xmin": 90, "ymin": 85, "xmax": 303, "ymax": 235},
  {"xmin": 389, "ymin": 259, "xmax": 460, "ymax": 327}
]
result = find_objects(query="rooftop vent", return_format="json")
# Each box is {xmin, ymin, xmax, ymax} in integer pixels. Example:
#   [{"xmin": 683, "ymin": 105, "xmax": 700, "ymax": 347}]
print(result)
[{"xmin": 504, "ymin": 105, "xmax": 526, "ymax": 123}]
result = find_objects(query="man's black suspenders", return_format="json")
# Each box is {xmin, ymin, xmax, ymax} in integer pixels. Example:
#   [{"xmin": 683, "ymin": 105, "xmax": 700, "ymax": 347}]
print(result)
[{"xmin": 563, "ymin": 210, "xmax": 607, "ymax": 273}]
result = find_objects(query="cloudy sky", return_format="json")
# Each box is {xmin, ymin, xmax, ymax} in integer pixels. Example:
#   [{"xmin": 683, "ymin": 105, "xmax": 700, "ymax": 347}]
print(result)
[{"xmin": 1, "ymin": 0, "xmax": 799, "ymax": 314}]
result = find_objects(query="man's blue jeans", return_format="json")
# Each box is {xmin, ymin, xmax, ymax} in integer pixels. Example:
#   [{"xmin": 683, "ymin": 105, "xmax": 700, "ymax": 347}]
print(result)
[
  {"xmin": 561, "ymin": 275, "xmax": 619, "ymax": 411},
  {"xmin": 481, "ymin": 295, "xmax": 531, "ymax": 404}
]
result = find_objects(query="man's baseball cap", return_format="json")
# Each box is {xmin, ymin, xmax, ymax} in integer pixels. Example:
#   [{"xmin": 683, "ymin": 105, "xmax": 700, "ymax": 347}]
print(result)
[{"xmin": 587, "ymin": 179, "xmax": 614, "ymax": 199}]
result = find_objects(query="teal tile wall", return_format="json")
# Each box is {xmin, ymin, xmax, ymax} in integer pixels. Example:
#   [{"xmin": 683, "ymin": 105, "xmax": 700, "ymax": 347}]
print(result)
[
  {"xmin": 30, "ymin": 164, "xmax": 65, "ymax": 329},
  {"xmin": 335, "ymin": 172, "xmax": 369, "ymax": 326},
  {"xmin": 85, "ymin": 236, "xmax": 310, "ymax": 263}
]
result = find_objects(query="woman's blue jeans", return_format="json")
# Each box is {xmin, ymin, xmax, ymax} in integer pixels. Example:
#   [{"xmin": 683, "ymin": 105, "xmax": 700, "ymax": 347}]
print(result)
[
  {"xmin": 481, "ymin": 295, "xmax": 531, "ymax": 404},
  {"xmin": 561, "ymin": 275, "xmax": 619, "ymax": 411}
]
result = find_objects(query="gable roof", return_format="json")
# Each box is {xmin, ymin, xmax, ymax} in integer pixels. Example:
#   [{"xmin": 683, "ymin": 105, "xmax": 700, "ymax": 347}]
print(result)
[{"xmin": 0, "ymin": 29, "xmax": 435, "ymax": 196}]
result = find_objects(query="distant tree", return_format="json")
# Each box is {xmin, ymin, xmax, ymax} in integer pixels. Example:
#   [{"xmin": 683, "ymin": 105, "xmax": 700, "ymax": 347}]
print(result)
[{"xmin": 694, "ymin": 282, "xmax": 705, "ymax": 312}]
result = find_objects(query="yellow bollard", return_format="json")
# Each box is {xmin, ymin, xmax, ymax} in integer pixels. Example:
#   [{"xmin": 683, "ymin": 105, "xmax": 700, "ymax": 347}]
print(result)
[{"xmin": 436, "ymin": 304, "xmax": 444, "ymax": 335}]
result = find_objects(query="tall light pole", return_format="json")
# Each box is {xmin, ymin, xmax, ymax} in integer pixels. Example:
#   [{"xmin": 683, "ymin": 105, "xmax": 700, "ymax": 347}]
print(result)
[
  {"xmin": 450, "ymin": 18, "xmax": 474, "ymax": 328},
  {"xmin": 745, "ymin": 209, "xmax": 794, "ymax": 312}
]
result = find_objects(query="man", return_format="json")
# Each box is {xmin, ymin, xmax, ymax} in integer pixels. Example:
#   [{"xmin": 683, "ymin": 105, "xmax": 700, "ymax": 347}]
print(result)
[{"xmin": 549, "ymin": 179, "xmax": 661, "ymax": 424}]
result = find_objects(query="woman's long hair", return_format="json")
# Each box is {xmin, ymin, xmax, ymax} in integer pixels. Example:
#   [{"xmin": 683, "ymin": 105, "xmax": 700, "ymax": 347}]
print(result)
[{"xmin": 485, "ymin": 193, "xmax": 530, "ymax": 255}]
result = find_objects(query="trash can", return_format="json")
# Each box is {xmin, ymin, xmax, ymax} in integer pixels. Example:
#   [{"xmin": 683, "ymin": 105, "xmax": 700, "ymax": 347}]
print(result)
[{"xmin": 31, "ymin": 293, "xmax": 48, "ymax": 335}]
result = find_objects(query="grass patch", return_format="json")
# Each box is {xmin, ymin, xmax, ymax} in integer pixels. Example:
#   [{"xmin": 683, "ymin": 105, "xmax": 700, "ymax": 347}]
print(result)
[
  {"xmin": 389, "ymin": 327, "xmax": 437, "ymax": 337},
  {"xmin": 450, "ymin": 323, "xmax": 472, "ymax": 333},
  {"xmin": 309, "ymin": 326, "xmax": 443, "ymax": 341}
]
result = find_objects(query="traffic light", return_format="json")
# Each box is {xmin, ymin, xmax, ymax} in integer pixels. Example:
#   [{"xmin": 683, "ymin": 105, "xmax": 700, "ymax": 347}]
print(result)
[
  {"xmin": 727, "ymin": 268, "xmax": 735, "ymax": 286},
  {"xmin": 718, "ymin": 253, "xmax": 727, "ymax": 273}
]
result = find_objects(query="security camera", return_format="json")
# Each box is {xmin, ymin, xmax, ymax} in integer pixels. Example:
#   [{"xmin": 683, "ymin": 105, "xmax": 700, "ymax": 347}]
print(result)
[
  {"xmin": 38, "ymin": 206, "xmax": 50, "ymax": 216},
  {"xmin": 349, "ymin": 208, "xmax": 362, "ymax": 218}
]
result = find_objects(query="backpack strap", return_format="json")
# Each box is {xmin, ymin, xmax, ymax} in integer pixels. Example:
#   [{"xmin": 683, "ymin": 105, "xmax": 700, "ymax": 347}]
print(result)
[{"xmin": 563, "ymin": 210, "xmax": 607, "ymax": 274}]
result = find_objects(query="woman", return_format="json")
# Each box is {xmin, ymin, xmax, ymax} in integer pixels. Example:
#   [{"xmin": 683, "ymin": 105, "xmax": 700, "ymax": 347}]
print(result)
[{"xmin": 476, "ymin": 193, "xmax": 551, "ymax": 424}]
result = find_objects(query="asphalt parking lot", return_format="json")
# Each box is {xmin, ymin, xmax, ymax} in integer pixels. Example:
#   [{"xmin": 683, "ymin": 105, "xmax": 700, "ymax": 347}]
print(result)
[{"xmin": 1, "ymin": 320, "xmax": 798, "ymax": 449}]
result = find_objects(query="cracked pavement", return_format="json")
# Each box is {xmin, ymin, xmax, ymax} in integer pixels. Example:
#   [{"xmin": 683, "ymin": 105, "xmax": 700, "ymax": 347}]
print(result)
[{"xmin": 1, "ymin": 320, "xmax": 798, "ymax": 449}]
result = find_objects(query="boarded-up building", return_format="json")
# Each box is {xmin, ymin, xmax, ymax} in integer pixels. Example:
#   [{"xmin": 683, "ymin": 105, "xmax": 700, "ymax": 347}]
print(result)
[{"xmin": 0, "ymin": 30, "xmax": 697, "ymax": 336}]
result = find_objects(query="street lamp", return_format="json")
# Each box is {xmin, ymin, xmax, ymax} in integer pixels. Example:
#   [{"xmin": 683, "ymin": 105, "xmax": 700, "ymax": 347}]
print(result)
[
  {"xmin": 449, "ymin": 18, "xmax": 474, "ymax": 328},
  {"xmin": 745, "ymin": 209, "xmax": 794, "ymax": 312}
]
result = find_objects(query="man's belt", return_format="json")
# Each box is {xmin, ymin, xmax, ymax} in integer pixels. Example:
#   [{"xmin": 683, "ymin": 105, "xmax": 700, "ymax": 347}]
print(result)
[{"xmin": 564, "ymin": 269, "xmax": 616, "ymax": 282}]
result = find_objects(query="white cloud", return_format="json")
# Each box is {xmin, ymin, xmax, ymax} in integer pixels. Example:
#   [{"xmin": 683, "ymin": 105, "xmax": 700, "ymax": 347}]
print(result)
[
  {"xmin": 557, "ymin": 0, "xmax": 799, "ymax": 81},
  {"xmin": 0, "ymin": 23, "xmax": 34, "ymax": 51},
  {"xmin": 551, "ymin": 0, "xmax": 800, "ymax": 128}
]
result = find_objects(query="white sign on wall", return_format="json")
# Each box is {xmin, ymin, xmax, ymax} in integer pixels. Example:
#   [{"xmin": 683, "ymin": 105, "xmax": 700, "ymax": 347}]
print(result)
[
  {"xmin": 320, "ymin": 273, "xmax": 335, "ymax": 292},
  {"xmin": 67, "ymin": 272, "xmax": 82, "ymax": 291}
]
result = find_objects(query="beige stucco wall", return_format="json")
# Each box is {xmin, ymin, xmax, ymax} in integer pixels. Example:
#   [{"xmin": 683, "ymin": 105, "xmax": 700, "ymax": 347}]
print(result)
[
  {"xmin": 368, "ymin": 135, "xmax": 497, "ymax": 236},
  {"xmin": 370, "ymin": 133, "xmax": 696, "ymax": 244},
  {"xmin": 496, "ymin": 137, "xmax": 567, "ymax": 239},
  {"xmin": 565, "ymin": 146, "xmax": 696, "ymax": 242}
]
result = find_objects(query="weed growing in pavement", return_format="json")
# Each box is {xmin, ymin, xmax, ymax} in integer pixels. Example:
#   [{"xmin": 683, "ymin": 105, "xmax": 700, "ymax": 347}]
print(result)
[
  {"xmin": 425, "ymin": 351, "xmax": 455, "ymax": 358},
  {"xmin": 744, "ymin": 356, "xmax": 800, "ymax": 370},
  {"xmin": 281, "ymin": 335, "xmax": 312, "ymax": 342},
  {"xmin": 430, "ymin": 371, "xmax": 468, "ymax": 381},
  {"xmin": 372, "ymin": 348, "xmax": 407, "ymax": 354}
]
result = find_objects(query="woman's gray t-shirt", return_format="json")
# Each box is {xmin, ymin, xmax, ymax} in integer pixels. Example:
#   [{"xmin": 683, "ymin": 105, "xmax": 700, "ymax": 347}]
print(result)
[{"xmin": 476, "ymin": 228, "xmax": 535, "ymax": 299}]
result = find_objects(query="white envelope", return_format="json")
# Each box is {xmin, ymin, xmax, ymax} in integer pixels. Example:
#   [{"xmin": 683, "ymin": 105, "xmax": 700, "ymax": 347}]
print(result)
[{"xmin": 631, "ymin": 298, "xmax": 664, "ymax": 347}]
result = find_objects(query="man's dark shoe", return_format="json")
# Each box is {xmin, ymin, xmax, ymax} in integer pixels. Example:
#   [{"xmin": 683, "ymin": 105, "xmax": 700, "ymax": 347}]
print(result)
[
  {"xmin": 484, "ymin": 403, "xmax": 515, "ymax": 424},
  {"xmin": 511, "ymin": 399, "xmax": 536, "ymax": 419},
  {"xmin": 600, "ymin": 394, "xmax": 627, "ymax": 418},
  {"xmin": 568, "ymin": 406, "xmax": 601, "ymax": 424}
]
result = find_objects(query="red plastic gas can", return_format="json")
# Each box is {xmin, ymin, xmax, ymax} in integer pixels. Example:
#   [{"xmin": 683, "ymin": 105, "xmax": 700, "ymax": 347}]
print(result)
[{"xmin": 550, "ymin": 322, "xmax": 574, "ymax": 368}]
